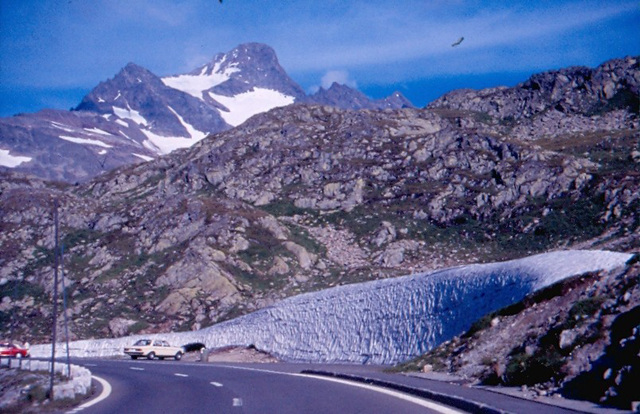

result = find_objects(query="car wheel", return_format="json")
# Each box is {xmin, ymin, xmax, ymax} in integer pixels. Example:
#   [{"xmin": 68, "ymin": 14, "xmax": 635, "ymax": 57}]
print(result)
[
  {"xmin": 174, "ymin": 352, "xmax": 182, "ymax": 361},
  {"xmin": 147, "ymin": 352, "xmax": 155, "ymax": 360},
  {"xmin": 131, "ymin": 356, "xmax": 138, "ymax": 360},
  {"xmin": 159, "ymin": 357, "xmax": 164, "ymax": 360}
]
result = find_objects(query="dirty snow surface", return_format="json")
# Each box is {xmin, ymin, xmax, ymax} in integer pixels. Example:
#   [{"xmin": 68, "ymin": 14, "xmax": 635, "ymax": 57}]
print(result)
[{"xmin": 31, "ymin": 250, "xmax": 633, "ymax": 364}]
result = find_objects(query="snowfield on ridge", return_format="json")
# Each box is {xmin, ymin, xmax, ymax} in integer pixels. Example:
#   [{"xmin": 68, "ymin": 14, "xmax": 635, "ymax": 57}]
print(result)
[{"xmin": 31, "ymin": 250, "xmax": 633, "ymax": 364}]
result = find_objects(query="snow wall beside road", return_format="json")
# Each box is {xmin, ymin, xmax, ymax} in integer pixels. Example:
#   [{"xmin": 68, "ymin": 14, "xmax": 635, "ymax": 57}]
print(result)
[{"xmin": 31, "ymin": 250, "xmax": 633, "ymax": 364}]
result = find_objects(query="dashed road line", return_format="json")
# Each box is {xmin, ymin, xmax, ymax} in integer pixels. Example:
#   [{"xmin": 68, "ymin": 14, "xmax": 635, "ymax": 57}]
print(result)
[
  {"xmin": 174, "ymin": 373, "xmax": 189, "ymax": 377},
  {"xmin": 232, "ymin": 398, "xmax": 243, "ymax": 407},
  {"xmin": 211, "ymin": 381, "xmax": 224, "ymax": 387},
  {"xmin": 130, "ymin": 367, "xmax": 145, "ymax": 371}
]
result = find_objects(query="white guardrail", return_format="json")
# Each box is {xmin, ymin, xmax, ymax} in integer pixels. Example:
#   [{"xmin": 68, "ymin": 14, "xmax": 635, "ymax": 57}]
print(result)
[{"xmin": 0, "ymin": 357, "xmax": 92, "ymax": 400}]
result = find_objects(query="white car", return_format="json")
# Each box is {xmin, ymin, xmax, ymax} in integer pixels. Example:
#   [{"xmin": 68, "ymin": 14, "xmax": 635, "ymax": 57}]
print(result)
[{"xmin": 124, "ymin": 339, "xmax": 183, "ymax": 360}]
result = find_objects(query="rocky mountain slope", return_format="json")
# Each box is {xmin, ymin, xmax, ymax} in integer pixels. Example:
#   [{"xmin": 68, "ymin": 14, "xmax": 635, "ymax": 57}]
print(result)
[
  {"xmin": 398, "ymin": 256, "xmax": 639, "ymax": 411},
  {"xmin": 0, "ymin": 56, "xmax": 638, "ymax": 346},
  {"xmin": 0, "ymin": 43, "xmax": 411, "ymax": 183}
]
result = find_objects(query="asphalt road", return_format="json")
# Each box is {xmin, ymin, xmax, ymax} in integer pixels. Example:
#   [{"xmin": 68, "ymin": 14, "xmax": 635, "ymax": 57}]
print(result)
[{"xmin": 71, "ymin": 359, "xmax": 461, "ymax": 414}]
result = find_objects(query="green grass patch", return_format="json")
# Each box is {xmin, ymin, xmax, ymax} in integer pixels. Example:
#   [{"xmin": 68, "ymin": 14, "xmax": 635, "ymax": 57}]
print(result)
[
  {"xmin": 259, "ymin": 199, "xmax": 317, "ymax": 217},
  {"xmin": 62, "ymin": 228, "xmax": 102, "ymax": 249},
  {"xmin": 492, "ymin": 192, "xmax": 609, "ymax": 254},
  {"xmin": 587, "ymin": 88, "xmax": 639, "ymax": 116},
  {"xmin": 389, "ymin": 340, "xmax": 454, "ymax": 373},
  {"xmin": 225, "ymin": 262, "xmax": 287, "ymax": 292},
  {"xmin": 566, "ymin": 296, "xmax": 605, "ymax": 326},
  {"xmin": 502, "ymin": 347, "xmax": 564, "ymax": 386},
  {"xmin": 0, "ymin": 280, "xmax": 45, "ymax": 301},
  {"xmin": 237, "ymin": 226, "xmax": 292, "ymax": 270},
  {"xmin": 288, "ymin": 225, "xmax": 326, "ymax": 256},
  {"xmin": 128, "ymin": 320, "xmax": 150, "ymax": 334}
]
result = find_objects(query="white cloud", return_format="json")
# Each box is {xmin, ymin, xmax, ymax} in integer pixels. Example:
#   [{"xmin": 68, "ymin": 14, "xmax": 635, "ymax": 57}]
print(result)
[{"xmin": 321, "ymin": 70, "xmax": 358, "ymax": 89}]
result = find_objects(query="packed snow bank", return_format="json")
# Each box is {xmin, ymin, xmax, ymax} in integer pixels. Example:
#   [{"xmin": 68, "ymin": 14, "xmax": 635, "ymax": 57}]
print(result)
[
  {"xmin": 0, "ymin": 149, "xmax": 32, "ymax": 168},
  {"xmin": 31, "ymin": 250, "xmax": 633, "ymax": 364}
]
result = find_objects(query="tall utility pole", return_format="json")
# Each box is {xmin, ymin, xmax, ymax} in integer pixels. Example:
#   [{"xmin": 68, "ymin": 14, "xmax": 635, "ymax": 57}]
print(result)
[
  {"xmin": 61, "ymin": 243, "xmax": 71, "ymax": 377},
  {"xmin": 50, "ymin": 199, "xmax": 59, "ymax": 400}
]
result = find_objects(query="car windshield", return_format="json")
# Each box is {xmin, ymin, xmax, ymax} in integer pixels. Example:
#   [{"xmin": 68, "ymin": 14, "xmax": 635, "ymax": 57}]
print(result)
[{"xmin": 133, "ymin": 339, "xmax": 151, "ymax": 346}]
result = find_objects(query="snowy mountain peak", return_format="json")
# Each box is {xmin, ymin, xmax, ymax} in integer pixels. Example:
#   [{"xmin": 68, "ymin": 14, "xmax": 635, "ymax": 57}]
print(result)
[
  {"xmin": 75, "ymin": 63, "xmax": 164, "ymax": 113},
  {"xmin": 218, "ymin": 42, "xmax": 281, "ymax": 74},
  {"xmin": 157, "ymin": 43, "xmax": 305, "ymax": 127},
  {"xmin": 121, "ymin": 62, "xmax": 155, "ymax": 80},
  {"xmin": 1, "ymin": 42, "xmax": 417, "ymax": 182},
  {"xmin": 164, "ymin": 42, "xmax": 305, "ymax": 102}
]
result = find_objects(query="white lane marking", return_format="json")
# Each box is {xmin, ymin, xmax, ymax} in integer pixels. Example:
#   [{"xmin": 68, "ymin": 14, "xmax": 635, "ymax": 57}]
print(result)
[
  {"xmin": 211, "ymin": 382, "xmax": 224, "ymax": 387},
  {"xmin": 130, "ymin": 367, "xmax": 145, "ymax": 371},
  {"xmin": 66, "ymin": 375, "xmax": 112, "ymax": 413},
  {"xmin": 298, "ymin": 374, "xmax": 465, "ymax": 414},
  {"xmin": 232, "ymin": 398, "xmax": 243, "ymax": 407},
  {"xmin": 174, "ymin": 373, "xmax": 189, "ymax": 377},
  {"xmin": 84, "ymin": 363, "xmax": 97, "ymax": 367},
  {"xmin": 223, "ymin": 364, "xmax": 295, "ymax": 376},
  {"xmin": 221, "ymin": 365, "xmax": 462, "ymax": 414}
]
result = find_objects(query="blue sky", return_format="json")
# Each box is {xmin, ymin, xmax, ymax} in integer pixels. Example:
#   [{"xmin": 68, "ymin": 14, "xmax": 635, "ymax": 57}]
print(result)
[{"xmin": 1, "ymin": 0, "xmax": 638, "ymax": 117}]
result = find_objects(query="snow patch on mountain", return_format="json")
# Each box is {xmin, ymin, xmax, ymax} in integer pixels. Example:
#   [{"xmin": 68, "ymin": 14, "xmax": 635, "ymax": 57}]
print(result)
[
  {"xmin": 137, "ymin": 107, "xmax": 209, "ymax": 155},
  {"xmin": 132, "ymin": 153, "xmax": 154, "ymax": 162},
  {"xmin": 0, "ymin": 149, "xmax": 32, "ymax": 168},
  {"xmin": 112, "ymin": 106, "xmax": 148, "ymax": 126},
  {"xmin": 50, "ymin": 121, "xmax": 76, "ymax": 133},
  {"xmin": 211, "ymin": 88, "xmax": 296, "ymax": 126},
  {"xmin": 161, "ymin": 64, "xmax": 239, "ymax": 100},
  {"xmin": 58, "ymin": 136, "xmax": 113, "ymax": 149},
  {"xmin": 141, "ymin": 129, "xmax": 199, "ymax": 155},
  {"xmin": 84, "ymin": 127, "xmax": 112, "ymax": 136},
  {"xmin": 30, "ymin": 250, "xmax": 632, "ymax": 364},
  {"xmin": 167, "ymin": 107, "xmax": 208, "ymax": 140}
]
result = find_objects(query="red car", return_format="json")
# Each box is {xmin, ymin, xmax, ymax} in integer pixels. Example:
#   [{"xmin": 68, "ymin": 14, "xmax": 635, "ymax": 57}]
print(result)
[{"xmin": 0, "ymin": 342, "xmax": 30, "ymax": 358}]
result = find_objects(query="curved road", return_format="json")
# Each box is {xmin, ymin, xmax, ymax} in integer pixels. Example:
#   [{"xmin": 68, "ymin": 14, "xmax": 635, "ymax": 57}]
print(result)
[{"xmin": 71, "ymin": 359, "xmax": 461, "ymax": 414}]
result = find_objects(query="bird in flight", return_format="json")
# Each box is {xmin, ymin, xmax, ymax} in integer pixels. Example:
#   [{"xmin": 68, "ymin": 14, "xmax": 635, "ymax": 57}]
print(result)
[{"xmin": 451, "ymin": 37, "xmax": 464, "ymax": 47}]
